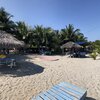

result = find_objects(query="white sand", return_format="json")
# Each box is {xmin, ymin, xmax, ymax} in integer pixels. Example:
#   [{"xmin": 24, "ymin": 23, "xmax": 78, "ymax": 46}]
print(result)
[{"xmin": 0, "ymin": 55, "xmax": 100, "ymax": 100}]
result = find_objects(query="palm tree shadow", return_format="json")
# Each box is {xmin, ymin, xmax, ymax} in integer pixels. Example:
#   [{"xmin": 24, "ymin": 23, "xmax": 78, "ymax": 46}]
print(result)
[
  {"xmin": 85, "ymin": 97, "xmax": 96, "ymax": 100},
  {"xmin": 0, "ymin": 55, "xmax": 44, "ymax": 77}
]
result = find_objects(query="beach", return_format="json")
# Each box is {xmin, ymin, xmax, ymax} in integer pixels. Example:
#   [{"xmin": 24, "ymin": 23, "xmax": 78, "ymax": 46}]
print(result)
[{"xmin": 0, "ymin": 55, "xmax": 100, "ymax": 100}]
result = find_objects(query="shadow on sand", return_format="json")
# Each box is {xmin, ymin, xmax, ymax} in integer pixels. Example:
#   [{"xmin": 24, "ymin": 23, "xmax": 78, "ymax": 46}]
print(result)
[
  {"xmin": 86, "ymin": 97, "xmax": 96, "ymax": 100},
  {"xmin": 0, "ymin": 55, "xmax": 44, "ymax": 77}
]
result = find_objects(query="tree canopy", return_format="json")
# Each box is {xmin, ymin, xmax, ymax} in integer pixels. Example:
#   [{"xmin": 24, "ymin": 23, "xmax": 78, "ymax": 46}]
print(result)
[
  {"xmin": 1, "ymin": 7, "xmax": 96, "ymax": 54},
  {"xmin": 0, "ymin": 7, "xmax": 16, "ymax": 33}
]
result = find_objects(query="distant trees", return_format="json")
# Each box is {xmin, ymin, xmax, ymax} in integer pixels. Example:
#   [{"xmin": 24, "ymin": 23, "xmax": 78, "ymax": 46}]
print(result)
[
  {"xmin": 32, "ymin": 26, "xmax": 61, "ymax": 53},
  {"xmin": 0, "ymin": 7, "xmax": 90, "ymax": 54}
]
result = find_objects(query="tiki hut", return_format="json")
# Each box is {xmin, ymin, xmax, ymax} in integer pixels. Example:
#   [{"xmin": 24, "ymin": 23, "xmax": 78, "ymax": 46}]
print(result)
[
  {"xmin": 61, "ymin": 41, "xmax": 81, "ymax": 49},
  {"xmin": 61, "ymin": 41, "xmax": 81, "ymax": 56},
  {"xmin": 0, "ymin": 31, "xmax": 25, "ymax": 49}
]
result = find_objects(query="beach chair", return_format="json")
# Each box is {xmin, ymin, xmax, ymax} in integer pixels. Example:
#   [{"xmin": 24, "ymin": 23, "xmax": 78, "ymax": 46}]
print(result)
[
  {"xmin": 32, "ymin": 82, "xmax": 87, "ymax": 100},
  {"xmin": 0, "ymin": 58, "xmax": 16, "ymax": 68}
]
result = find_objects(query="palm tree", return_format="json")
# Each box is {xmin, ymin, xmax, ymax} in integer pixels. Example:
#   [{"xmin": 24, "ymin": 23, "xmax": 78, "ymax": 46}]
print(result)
[
  {"xmin": 60, "ymin": 24, "xmax": 87, "ymax": 43},
  {"xmin": 32, "ymin": 25, "xmax": 61, "ymax": 52},
  {"xmin": 44, "ymin": 29, "xmax": 61, "ymax": 53},
  {"xmin": 16, "ymin": 21, "xmax": 32, "ymax": 44},
  {"xmin": 61, "ymin": 24, "xmax": 80, "ymax": 42},
  {"xmin": 0, "ymin": 7, "xmax": 16, "ymax": 33},
  {"xmin": 75, "ymin": 33, "xmax": 87, "ymax": 42},
  {"xmin": 43, "ymin": 27, "xmax": 54, "ymax": 48},
  {"xmin": 33, "ymin": 25, "xmax": 45, "ymax": 49}
]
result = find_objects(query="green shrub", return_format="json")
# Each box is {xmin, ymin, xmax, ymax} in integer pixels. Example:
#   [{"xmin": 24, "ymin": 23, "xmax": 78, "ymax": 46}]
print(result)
[{"xmin": 90, "ymin": 50, "xmax": 98, "ymax": 60}]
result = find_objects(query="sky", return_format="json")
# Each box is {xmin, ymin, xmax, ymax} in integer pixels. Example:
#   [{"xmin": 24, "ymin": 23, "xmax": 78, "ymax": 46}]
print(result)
[{"xmin": 0, "ymin": 0, "xmax": 100, "ymax": 41}]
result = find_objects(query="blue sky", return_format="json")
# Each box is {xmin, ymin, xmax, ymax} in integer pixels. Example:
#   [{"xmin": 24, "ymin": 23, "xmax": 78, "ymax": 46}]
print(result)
[{"xmin": 0, "ymin": 0, "xmax": 100, "ymax": 41}]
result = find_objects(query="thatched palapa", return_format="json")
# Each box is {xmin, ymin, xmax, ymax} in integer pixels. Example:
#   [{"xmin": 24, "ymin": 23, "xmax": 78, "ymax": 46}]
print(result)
[
  {"xmin": 0, "ymin": 31, "xmax": 25, "ymax": 49},
  {"xmin": 61, "ymin": 41, "xmax": 81, "ymax": 49}
]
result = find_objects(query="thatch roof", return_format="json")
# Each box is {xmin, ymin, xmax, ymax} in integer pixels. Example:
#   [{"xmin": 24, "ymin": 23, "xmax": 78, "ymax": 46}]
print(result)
[
  {"xmin": 0, "ymin": 31, "xmax": 25, "ymax": 49},
  {"xmin": 61, "ymin": 41, "xmax": 81, "ymax": 49}
]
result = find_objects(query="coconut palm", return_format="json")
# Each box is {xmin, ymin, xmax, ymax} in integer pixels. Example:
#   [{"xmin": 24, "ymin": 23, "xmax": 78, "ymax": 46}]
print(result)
[
  {"xmin": 43, "ymin": 27, "xmax": 54, "ymax": 48},
  {"xmin": 16, "ymin": 21, "xmax": 32, "ymax": 44},
  {"xmin": 61, "ymin": 24, "xmax": 80, "ymax": 42},
  {"xmin": 51, "ymin": 30, "xmax": 61, "ymax": 49},
  {"xmin": 33, "ymin": 26, "xmax": 52, "ymax": 49},
  {"xmin": 45, "ymin": 29, "xmax": 61, "ymax": 53},
  {"xmin": 0, "ymin": 7, "xmax": 16, "ymax": 33},
  {"xmin": 61, "ymin": 24, "xmax": 87, "ymax": 43},
  {"xmin": 33, "ymin": 25, "xmax": 45, "ymax": 49},
  {"xmin": 32, "ymin": 25, "xmax": 61, "ymax": 52},
  {"xmin": 75, "ymin": 33, "xmax": 87, "ymax": 42}
]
